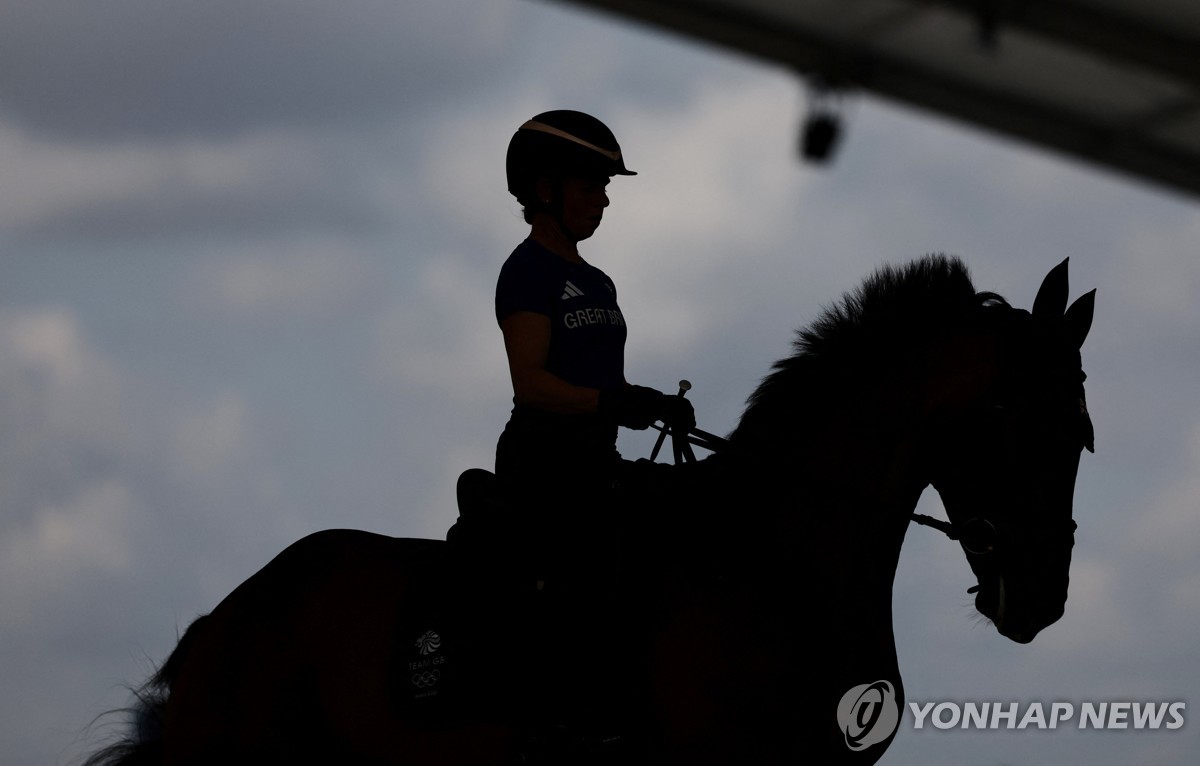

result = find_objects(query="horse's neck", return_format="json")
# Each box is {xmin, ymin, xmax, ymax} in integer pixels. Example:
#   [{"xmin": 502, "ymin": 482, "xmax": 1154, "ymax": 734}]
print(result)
[
  {"xmin": 724, "ymin": 395, "xmax": 929, "ymax": 610},
  {"xmin": 685, "ymin": 442, "xmax": 917, "ymax": 694}
]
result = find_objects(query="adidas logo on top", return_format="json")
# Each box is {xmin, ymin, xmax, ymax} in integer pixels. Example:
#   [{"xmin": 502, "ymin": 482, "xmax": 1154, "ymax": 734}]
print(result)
[{"xmin": 561, "ymin": 281, "xmax": 584, "ymax": 300}]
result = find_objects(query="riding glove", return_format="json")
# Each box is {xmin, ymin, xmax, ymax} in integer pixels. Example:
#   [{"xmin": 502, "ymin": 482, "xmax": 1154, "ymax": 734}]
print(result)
[
  {"xmin": 599, "ymin": 385, "xmax": 695, "ymax": 433},
  {"xmin": 659, "ymin": 395, "xmax": 696, "ymax": 434}
]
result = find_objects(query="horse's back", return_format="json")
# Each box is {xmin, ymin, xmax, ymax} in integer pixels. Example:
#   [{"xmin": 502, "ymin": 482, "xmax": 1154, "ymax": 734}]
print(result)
[
  {"xmin": 162, "ymin": 529, "xmax": 515, "ymax": 764},
  {"xmin": 231, "ymin": 528, "xmax": 440, "ymax": 596}
]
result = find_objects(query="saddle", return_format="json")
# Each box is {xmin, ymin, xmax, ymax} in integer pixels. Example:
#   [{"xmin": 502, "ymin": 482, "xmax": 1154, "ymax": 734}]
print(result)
[
  {"xmin": 393, "ymin": 472, "xmax": 538, "ymax": 733},
  {"xmin": 446, "ymin": 468, "xmax": 512, "ymax": 547}
]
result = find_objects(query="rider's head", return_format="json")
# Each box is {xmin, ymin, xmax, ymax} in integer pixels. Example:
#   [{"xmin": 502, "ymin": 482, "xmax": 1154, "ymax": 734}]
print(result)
[{"xmin": 506, "ymin": 110, "xmax": 636, "ymax": 240}]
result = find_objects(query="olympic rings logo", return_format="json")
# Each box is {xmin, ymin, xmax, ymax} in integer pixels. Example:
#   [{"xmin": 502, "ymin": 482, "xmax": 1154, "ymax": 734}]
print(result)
[{"xmin": 412, "ymin": 669, "xmax": 441, "ymax": 689}]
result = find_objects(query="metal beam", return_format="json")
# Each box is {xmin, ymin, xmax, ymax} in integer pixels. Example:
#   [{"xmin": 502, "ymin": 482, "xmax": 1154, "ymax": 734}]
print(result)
[
  {"xmin": 842, "ymin": 42, "xmax": 1200, "ymax": 196},
  {"xmin": 922, "ymin": 0, "xmax": 1200, "ymax": 88},
  {"xmin": 544, "ymin": 0, "xmax": 1200, "ymax": 198}
]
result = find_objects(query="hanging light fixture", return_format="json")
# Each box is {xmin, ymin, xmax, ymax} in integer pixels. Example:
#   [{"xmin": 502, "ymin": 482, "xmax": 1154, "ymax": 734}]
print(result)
[{"xmin": 801, "ymin": 79, "xmax": 846, "ymax": 165}]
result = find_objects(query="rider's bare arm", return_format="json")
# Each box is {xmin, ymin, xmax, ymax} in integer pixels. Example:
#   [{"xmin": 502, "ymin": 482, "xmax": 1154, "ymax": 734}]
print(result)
[{"xmin": 500, "ymin": 311, "xmax": 608, "ymax": 414}]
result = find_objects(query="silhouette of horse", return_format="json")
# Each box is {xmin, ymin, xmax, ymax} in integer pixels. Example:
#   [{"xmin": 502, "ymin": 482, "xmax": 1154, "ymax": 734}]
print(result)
[{"xmin": 84, "ymin": 255, "xmax": 1095, "ymax": 765}]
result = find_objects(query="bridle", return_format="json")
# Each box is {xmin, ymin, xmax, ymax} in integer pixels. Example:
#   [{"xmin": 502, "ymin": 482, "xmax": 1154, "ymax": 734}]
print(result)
[
  {"xmin": 648, "ymin": 397, "xmax": 996, "ymax": 552},
  {"xmin": 648, "ymin": 384, "xmax": 1082, "ymax": 560}
]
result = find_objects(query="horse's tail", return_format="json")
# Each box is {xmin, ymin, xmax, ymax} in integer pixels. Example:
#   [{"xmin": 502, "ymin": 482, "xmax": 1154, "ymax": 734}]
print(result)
[{"xmin": 82, "ymin": 615, "xmax": 211, "ymax": 766}]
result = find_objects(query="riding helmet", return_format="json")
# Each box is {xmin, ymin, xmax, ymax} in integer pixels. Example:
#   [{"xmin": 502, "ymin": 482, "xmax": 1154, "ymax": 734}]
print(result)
[{"xmin": 505, "ymin": 110, "xmax": 636, "ymax": 204}]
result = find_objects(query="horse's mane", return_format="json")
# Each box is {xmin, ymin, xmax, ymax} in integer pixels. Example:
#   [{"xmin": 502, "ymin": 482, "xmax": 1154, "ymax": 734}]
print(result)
[{"xmin": 728, "ymin": 254, "xmax": 1009, "ymax": 451}]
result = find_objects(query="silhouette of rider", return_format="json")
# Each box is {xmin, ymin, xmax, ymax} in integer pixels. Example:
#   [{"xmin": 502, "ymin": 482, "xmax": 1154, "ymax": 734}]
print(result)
[
  {"xmin": 495, "ymin": 110, "xmax": 693, "ymax": 542},
  {"xmin": 490, "ymin": 109, "xmax": 694, "ymax": 742}
]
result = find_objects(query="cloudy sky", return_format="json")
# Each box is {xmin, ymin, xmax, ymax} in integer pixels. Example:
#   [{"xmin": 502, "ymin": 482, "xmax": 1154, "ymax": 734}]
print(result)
[{"xmin": 2, "ymin": 1, "xmax": 1197, "ymax": 764}]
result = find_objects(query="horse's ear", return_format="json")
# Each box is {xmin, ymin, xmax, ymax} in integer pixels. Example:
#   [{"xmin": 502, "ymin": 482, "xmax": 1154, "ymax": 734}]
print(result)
[
  {"xmin": 1033, "ymin": 258, "xmax": 1070, "ymax": 318},
  {"xmin": 1064, "ymin": 288, "xmax": 1096, "ymax": 349}
]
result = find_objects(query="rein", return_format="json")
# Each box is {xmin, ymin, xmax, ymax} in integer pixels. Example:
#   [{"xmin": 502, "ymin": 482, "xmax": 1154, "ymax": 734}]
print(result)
[
  {"xmin": 650, "ymin": 410, "xmax": 967, "ymax": 546},
  {"xmin": 910, "ymin": 512, "xmax": 962, "ymax": 541},
  {"xmin": 648, "ymin": 421, "xmax": 728, "ymax": 464}
]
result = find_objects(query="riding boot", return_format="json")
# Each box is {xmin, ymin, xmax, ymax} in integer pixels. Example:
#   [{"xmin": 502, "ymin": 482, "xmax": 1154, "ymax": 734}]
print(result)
[
  {"xmin": 442, "ymin": 526, "xmax": 541, "ymax": 724},
  {"xmin": 528, "ymin": 527, "xmax": 653, "ymax": 736},
  {"xmin": 514, "ymin": 574, "xmax": 657, "ymax": 766}
]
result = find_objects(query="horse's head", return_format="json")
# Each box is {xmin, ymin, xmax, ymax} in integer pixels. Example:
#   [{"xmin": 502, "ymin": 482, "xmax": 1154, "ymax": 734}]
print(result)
[{"xmin": 926, "ymin": 258, "xmax": 1095, "ymax": 643}]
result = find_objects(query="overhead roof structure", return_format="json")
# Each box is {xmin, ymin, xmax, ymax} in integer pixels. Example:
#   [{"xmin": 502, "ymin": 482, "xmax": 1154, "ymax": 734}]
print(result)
[{"xmin": 546, "ymin": 0, "xmax": 1200, "ymax": 200}]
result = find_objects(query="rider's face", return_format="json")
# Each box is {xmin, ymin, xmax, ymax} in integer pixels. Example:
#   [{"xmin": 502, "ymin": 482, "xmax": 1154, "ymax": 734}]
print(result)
[{"xmin": 556, "ymin": 174, "xmax": 611, "ymax": 241}]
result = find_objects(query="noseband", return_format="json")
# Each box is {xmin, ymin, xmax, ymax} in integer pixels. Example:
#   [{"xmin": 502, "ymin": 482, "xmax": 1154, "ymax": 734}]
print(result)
[{"xmin": 911, "ymin": 512, "xmax": 1078, "ymax": 560}]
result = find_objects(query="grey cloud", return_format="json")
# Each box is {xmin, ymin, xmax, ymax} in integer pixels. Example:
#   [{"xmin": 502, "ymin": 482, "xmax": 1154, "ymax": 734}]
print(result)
[
  {"xmin": 0, "ymin": 310, "xmax": 128, "ymax": 534},
  {"xmin": 0, "ymin": 120, "xmax": 429, "ymax": 244},
  {"xmin": 0, "ymin": 0, "xmax": 516, "ymax": 141},
  {"xmin": 10, "ymin": 176, "xmax": 385, "ymax": 244}
]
